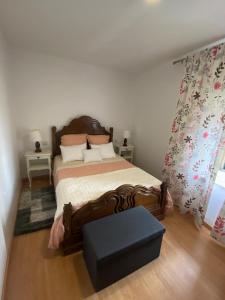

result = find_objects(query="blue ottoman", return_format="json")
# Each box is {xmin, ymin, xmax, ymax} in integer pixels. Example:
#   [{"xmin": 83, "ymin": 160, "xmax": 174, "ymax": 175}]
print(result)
[{"xmin": 82, "ymin": 206, "xmax": 165, "ymax": 291}]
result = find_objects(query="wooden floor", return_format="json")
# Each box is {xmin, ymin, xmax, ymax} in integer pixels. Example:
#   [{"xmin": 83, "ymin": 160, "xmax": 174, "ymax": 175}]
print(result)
[{"xmin": 4, "ymin": 177, "xmax": 225, "ymax": 300}]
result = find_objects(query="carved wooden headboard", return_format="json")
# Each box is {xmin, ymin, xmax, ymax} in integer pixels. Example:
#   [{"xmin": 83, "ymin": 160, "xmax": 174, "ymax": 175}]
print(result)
[{"xmin": 51, "ymin": 115, "xmax": 113, "ymax": 158}]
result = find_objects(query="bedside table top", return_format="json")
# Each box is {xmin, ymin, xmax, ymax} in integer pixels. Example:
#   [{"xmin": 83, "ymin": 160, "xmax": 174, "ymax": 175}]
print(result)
[
  {"xmin": 116, "ymin": 145, "xmax": 134, "ymax": 150},
  {"xmin": 25, "ymin": 149, "xmax": 52, "ymax": 157}
]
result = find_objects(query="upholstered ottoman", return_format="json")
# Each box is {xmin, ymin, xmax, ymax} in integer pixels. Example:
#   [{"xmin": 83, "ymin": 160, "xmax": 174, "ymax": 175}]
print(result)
[{"xmin": 82, "ymin": 206, "xmax": 165, "ymax": 291}]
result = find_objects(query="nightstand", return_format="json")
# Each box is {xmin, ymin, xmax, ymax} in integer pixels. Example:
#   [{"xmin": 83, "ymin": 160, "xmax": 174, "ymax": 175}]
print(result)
[
  {"xmin": 115, "ymin": 145, "xmax": 134, "ymax": 163},
  {"xmin": 25, "ymin": 149, "xmax": 52, "ymax": 188}
]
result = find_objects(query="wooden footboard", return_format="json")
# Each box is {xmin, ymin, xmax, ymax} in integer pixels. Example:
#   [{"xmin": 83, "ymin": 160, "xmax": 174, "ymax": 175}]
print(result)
[{"xmin": 61, "ymin": 182, "xmax": 167, "ymax": 255}]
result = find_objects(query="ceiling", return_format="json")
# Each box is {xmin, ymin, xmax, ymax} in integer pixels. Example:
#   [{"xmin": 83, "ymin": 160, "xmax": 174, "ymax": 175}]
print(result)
[{"xmin": 1, "ymin": 0, "xmax": 225, "ymax": 72}]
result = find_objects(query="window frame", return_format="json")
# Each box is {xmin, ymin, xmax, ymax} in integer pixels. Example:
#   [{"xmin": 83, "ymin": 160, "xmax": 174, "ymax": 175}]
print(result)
[{"xmin": 222, "ymin": 149, "xmax": 225, "ymax": 170}]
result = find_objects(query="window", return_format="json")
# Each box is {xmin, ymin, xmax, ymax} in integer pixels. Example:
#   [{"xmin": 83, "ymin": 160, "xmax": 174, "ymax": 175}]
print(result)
[{"xmin": 222, "ymin": 149, "xmax": 225, "ymax": 170}]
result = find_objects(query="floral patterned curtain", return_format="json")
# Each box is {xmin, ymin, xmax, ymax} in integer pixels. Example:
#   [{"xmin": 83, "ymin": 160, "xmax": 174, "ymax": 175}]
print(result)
[{"xmin": 162, "ymin": 44, "xmax": 225, "ymax": 238}]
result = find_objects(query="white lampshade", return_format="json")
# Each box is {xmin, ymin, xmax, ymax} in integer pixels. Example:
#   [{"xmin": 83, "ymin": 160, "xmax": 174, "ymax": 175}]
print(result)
[
  {"xmin": 30, "ymin": 130, "xmax": 42, "ymax": 143},
  {"xmin": 123, "ymin": 130, "xmax": 130, "ymax": 139}
]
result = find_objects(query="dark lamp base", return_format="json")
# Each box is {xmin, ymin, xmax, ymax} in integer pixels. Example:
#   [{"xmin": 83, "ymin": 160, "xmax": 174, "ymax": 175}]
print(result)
[
  {"xmin": 123, "ymin": 138, "xmax": 128, "ymax": 147},
  {"xmin": 35, "ymin": 141, "xmax": 42, "ymax": 153}
]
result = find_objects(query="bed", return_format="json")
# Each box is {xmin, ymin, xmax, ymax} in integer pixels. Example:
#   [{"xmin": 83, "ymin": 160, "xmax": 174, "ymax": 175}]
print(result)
[{"xmin": 49, "ymin": 115, "xmax": 172, "ymax": 255}]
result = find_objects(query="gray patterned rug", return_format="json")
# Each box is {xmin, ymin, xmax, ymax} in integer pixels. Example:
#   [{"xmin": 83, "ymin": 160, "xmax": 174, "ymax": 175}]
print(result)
[{"xmin": 14, "ymin": 186, "xmax": 56, "ymax": 235}]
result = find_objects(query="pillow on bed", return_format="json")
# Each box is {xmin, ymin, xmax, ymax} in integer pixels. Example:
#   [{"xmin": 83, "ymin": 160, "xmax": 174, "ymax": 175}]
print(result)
[
  {"xmin": 61, "ymin": 134, "xmax": 87, "ymax": 146},
  {"xmin": 91, "ymin": 142, "xmax": 116, "ymax": 159},
  {"xmin": 87, "ymin": 134, "xmax": 109, "ymax": 145},
  {"xmin": 60, "ymin": 143, "xmax": 86, "ymax": 162},
  {"xmin": 83, "ymin": 149, "xmax": 103, "ymax": 163}
]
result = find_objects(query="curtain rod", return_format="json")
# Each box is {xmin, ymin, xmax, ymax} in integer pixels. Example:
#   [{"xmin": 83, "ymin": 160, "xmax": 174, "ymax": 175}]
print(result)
[{"xmin": 172, "ymin": 37, "xmax": 225, "ymax": 65}]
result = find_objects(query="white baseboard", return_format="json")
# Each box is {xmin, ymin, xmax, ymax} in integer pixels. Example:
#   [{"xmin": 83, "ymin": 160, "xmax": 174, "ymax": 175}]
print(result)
[{"xmin": 1, "ymin": 180, "xmax": 22, "ymax": 300}]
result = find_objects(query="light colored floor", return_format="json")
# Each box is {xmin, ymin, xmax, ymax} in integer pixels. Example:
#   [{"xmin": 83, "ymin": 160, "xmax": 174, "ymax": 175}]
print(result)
[{"xmin": 4, "ymin": 178, "xmax": 225, "ymax": 300}]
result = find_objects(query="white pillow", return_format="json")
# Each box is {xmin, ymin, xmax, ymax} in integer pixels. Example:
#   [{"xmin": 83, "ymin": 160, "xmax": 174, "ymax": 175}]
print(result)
[
  {"xmin": 83, "ymin": 149, "xmax": 103, "ymax": 163},
  {"xmin": 91, "ymin": 142, "xmax": 116, "ymax": 159},
  {"xmin": 60, "ymin": 143, "xmax": 86, "ymax": 162}
]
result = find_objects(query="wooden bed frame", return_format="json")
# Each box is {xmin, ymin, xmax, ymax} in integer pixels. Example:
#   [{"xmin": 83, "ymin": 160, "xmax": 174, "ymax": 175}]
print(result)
[{"xmin": 52, "ymin": 115, "xmax": 167, "ymax": 255}]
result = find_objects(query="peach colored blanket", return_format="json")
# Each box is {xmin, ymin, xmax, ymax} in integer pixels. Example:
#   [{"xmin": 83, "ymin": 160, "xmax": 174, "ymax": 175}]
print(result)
[{"xmin": 54, "ymin": 160, "xmax": 133, "ymax": 186}]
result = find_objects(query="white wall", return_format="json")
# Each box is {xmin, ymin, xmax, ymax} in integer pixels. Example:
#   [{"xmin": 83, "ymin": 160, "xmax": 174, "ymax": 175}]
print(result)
[
  {"xmin": 205, "ymin": 171, "xmax": 225, "ymax": 226},
  {"xmin": 10, "ymin": 50, "xmax": 135, "ymax": 177},
  {"xmin": 132, "ymin": 61, "xmax": 184, "ymax": 179},
  {"xmin": 10, "ymin": 50, "xmax": 185, "ymax": 180},
  {"xmin": 0, "ymin": 31, "xmax": 20, "ymax": 297}
]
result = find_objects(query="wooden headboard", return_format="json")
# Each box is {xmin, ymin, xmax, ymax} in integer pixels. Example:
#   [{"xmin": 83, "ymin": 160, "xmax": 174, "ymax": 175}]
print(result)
[{"xmin": 51, "ymin": 115, "xmax": 113, "ymax": 158}]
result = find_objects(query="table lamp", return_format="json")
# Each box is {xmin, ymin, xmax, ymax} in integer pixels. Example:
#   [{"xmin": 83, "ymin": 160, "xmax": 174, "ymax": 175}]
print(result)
[
  {"xmin": 30, "ymin": 129, "xmax": 42, "ymax": 153},
  {"xmin": 123, "ymin": 130, "xmax": 130, "ymax": 147}
]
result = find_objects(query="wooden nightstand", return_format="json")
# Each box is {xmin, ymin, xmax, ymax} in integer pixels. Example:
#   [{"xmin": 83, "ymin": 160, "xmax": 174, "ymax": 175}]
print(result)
[
  {"xmin": 115, "ymin": 145, "xmax": 134, "ymax": 163},
  {"xmin": 25, "ymin": 149, "xmax": 52, "ymax": 188}
]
